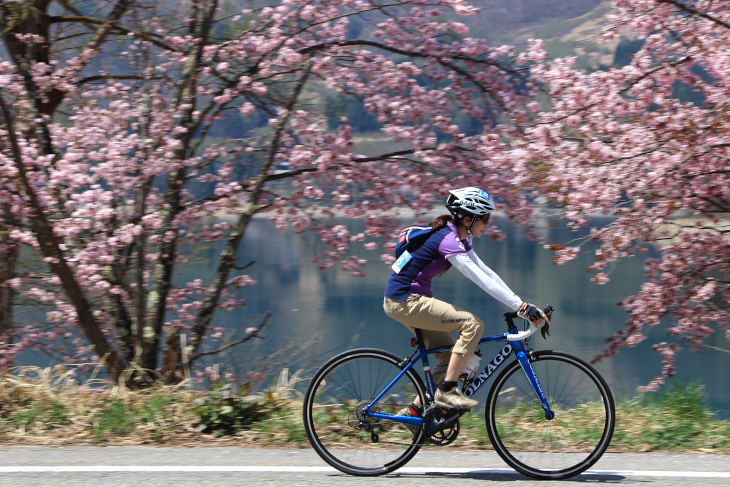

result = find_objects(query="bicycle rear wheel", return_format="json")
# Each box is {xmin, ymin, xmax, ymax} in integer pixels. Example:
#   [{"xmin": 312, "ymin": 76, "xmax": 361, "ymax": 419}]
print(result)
[
  {"xmin": 303, "ymin": 348, "xmax": 427, "ymax": 476},
  {"xmin": 485, "ymin": 351, "xmax": 615, "ymax": 480}
]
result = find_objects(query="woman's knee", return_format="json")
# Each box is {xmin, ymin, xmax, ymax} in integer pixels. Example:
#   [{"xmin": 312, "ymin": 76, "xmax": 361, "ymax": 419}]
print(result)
[
  {"xmin": 471, "ymin": 317, "xmax": 485, "ymax": 337},
  {"xmin": 460, "ymin": 315, "xmax": 483, "ymax": 338},
  {"xmin": 455, "ymin": 317, "xmax": 484, "ymax": 356}
]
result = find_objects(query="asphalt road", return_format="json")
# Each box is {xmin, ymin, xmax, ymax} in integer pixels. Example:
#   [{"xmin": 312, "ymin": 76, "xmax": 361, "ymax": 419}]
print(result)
[{"xmin": 0, "ymin": 446, "xmax": 728, "ymax": 487}]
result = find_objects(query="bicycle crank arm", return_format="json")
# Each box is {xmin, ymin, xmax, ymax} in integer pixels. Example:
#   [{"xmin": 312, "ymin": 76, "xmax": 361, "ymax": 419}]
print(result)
[{"xmin": 423, "ymin": 407, "xmax": 459, "ymax": 435}]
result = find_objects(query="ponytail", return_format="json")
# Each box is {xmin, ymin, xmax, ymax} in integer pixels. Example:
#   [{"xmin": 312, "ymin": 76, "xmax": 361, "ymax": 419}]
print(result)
[{"xmin": 429, "ymin": 214, "xmax": 453, "ymax": 231}]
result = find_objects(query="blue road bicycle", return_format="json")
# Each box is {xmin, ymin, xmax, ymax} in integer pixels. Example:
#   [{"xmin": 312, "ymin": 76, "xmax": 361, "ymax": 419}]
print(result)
[{"xmin": 303, "ymin": 305, "xmax": 615, "ymax": 480}]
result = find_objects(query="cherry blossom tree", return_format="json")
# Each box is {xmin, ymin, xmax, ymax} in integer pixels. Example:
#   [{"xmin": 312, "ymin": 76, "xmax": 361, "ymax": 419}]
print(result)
[
  {"xmin": 516, "ymin": 0, "xmax": 730, "ymax": 389},
  {"xmin": 1, "ymin": 0, "xmax": 137, "ymax": 376},
  {"xmin": 0, "ymin": 0, "xmax": 542, "ymax": 384}
]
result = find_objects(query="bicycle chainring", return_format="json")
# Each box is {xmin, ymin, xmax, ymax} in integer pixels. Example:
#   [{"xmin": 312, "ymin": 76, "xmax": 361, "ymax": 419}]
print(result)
[{"xmin": 422, "ymin": 404, "xmax": 460, "ymax": 446}]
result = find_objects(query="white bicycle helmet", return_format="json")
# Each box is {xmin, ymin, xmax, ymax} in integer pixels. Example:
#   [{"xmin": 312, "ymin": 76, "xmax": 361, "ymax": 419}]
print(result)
[
  {"xmin": 445, "ymin": 187, "xmax": 496, "ymax": 236},
  {"xmin": 445, "ymin": 187, "xmax": 495, "ymax": 218}
]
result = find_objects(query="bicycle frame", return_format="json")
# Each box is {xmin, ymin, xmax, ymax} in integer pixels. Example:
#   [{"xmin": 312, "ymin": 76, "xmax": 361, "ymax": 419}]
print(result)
[{"xmin": 363, "ymin": 318, "xmax": 553, "ymax": 428}]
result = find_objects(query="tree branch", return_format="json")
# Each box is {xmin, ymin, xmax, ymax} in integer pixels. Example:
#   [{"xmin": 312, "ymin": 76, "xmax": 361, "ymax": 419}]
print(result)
[
  {"xmin": 185, "ymin": 62, "xmax": 313, "ymax": 362},
  {"xmin": 192, "ymin": 313, "xmax": 271, "ymax": 360},
  {"xmin": 78, "ymin": 0, "xmax": 135, "ymax": 53},
  {"xmin": 657, "ymin": 0, "xmax": 730, "ymax": 30},
  {"xmin": 259, "ymin": 147, "xmax": 439, "ymax": 182},
  {"xmin": 300, "ymin": 39, "xmax": 520, "ymax": 74},
  {"xmin": 351, "ymin": 147, "xmax": 431, "ymax": 163},
  {"xmin": 232, "ymin": 260, "xmax": 256, "ymax": 271},
  {"xmin": 180, "ymin": 145, "xmax": 441, "ymax": 211},
  {"xmin": 49, "ymin": 13, "xmax": 176, "ymax": 52},
  {"xmin": 76, "ymin": 74, "xmax": 164, "ymax": 85}
]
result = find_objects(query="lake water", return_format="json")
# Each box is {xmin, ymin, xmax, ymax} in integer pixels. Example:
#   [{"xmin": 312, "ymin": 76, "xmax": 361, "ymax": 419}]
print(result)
[{"xmin": 189, "ymin": 212, "xmax": 730, "ymax": 418}]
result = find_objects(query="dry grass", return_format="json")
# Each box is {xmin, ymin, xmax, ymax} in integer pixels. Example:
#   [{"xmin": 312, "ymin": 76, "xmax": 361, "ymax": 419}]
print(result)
[
  {"xmin": 2, "ymin": 368, "xmax": 729, "ymax": 454},
  {"xmin": 0, "ymin": 365, "xmax": 305, "ymax": 447},
  {"xmin": 0, "ymin": 366, "xmax": 195, "ymax": 445},
  {"xmin": 609, "ymin": 384, "xmax": 730, "ymax": 453}
]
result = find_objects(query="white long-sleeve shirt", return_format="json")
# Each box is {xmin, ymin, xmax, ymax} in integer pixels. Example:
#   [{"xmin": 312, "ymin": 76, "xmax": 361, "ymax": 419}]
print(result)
[{"xmin": 448, "ymin": 247, "xmax": 522, "ymax": 310}]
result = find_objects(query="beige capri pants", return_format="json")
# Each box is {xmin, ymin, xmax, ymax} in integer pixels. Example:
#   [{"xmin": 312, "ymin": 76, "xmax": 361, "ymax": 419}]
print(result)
[{"xmin": 383, "ymin": 295, "xmax": 485, "ymax": 387}]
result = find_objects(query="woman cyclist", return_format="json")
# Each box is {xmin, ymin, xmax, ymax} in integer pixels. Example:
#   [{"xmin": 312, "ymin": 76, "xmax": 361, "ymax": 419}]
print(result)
[{"xmin": 383, "ymin": 187, "xmax": 547, "ymax": 417}]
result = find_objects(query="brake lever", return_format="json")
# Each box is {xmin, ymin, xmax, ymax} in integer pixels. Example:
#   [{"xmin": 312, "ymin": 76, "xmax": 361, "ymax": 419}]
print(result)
[
  {"xmin": 541, "ymin": 323, "xmax": 550, "ymax": 340},
  {"xmin": 540, "ymin": 304, "xmax": 554, "ymax": 340}
]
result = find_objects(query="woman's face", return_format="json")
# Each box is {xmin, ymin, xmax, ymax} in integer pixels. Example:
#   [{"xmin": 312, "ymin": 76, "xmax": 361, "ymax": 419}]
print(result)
[{"xmin": 468, "ymin": 214, "xmax": 490, "ymax": 238}]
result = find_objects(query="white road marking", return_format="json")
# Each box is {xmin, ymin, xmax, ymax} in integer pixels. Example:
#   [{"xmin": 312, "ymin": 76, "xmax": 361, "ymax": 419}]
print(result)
[{"xmin": 0, "ymin": 466, "xmax": 728, "ymax": 478}]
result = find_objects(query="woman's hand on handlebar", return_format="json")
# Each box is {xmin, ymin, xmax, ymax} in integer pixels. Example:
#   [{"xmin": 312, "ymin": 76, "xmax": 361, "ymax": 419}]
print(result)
[{"xmin": 518, "ymin": 302, "xmax": 551, "ymax": 328}]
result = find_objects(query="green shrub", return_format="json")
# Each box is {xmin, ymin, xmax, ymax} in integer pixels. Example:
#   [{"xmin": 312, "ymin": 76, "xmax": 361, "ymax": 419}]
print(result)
[
  {"xmin": 95, "ymin": 400, "xmax": 134, "ymax": 441},
  {"xmin": 8, "ymin": 400, "xmax": 70, "ymax": 430},
  {"xmin": 193, "ymin": 382, "xmax": 277, "ymax": 435},
  {"xmin": 638, "ymin": 383, "xmax": 710, "ymax": 450}
]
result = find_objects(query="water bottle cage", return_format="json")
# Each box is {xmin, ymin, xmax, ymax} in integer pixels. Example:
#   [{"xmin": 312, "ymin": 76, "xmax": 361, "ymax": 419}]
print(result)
[{"xmin": 459, "ymin": 374, "xmax": 475, "ymax": 391}]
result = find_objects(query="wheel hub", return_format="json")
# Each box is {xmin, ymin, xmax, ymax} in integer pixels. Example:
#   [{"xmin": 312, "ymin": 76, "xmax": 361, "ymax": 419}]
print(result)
[{"xmin": 353, "ymin": 401, "xmax": 376, "ymax": 424}]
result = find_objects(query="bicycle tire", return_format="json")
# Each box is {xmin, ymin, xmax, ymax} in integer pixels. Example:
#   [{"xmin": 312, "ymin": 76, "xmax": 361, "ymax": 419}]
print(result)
[
  {"xmin": 303, "ymin": 348, "xmax": 427, "ymax": 476},
  {"xmin": 485, "ymin": 351, "xmax": 615, "ymax": 480}
]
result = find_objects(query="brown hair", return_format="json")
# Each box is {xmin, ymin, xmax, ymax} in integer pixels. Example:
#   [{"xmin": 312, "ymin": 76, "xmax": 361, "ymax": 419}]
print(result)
[{"xmin": 429, "ymin": 214, "xmax": 454, "ymax": 231}]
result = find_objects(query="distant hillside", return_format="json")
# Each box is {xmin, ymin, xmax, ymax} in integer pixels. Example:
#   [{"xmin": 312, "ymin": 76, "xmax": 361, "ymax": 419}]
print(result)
[
  {"xmin": 242, "ymin": 0, "xmax": 620, "ymax": 68},
  {"xmin": 468, "ymin": 0, "xmax": 604, "ymax": 40},
  {"xmin": 463, "ymin": 0, "xmax": 620, "ymax": 69}
]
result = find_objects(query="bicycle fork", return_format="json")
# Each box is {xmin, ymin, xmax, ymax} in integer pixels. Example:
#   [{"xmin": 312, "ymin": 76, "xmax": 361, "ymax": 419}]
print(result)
[{"xmin": 513, "ymin": 345, "xmax": 555, "ymax": 420}]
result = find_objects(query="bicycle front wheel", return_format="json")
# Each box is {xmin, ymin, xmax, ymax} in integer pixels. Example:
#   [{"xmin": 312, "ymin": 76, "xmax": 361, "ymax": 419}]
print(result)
[
  {"xmin": 303, "ymin": 348, "xmax": 427, "ymax": 476},
  {"xmin": 485, "ymin": 351, "xmax": 615, "ymax": 480}
]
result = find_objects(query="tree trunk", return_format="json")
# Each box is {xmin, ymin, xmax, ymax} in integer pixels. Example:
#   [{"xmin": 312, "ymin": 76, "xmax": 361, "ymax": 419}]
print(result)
[
  {"xmin": 149, "ymin": 0, "xmax": 218, "ymax": 380},
  {"xmin": 174, "ymin": 64, "xmax": 312, "ymax": 375},
  {"xmin": 0, "ymin": 208, "xmax": 18, "ymax": 341},
  {"xmin": 0, "ymin": 53, "xmax": 126, "ymax": 381},
  {"xmin": 161, "ymin": 325, "xmax": 182, "ymax": 385},
  {"xmin": 0, "ymin": 1, "xmax": 53, "ymax": 346}
]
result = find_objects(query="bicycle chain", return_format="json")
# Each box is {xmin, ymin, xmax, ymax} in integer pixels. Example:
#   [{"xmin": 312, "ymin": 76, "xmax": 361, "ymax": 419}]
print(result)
[{"xmin": 349, "ymin": 402, "xmax": 460, "ymax": 448}]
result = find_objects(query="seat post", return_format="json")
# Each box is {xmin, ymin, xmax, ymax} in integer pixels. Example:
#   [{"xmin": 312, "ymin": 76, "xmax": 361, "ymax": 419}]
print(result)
[{"xmin": 414, "ymin": 328, "xmax": 425, "ymax": 349}]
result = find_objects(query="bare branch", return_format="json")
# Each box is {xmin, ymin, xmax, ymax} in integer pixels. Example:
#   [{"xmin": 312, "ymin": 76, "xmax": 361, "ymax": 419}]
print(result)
[
  {"xmin": 192, "ymin": 313, "xmax": 271, "ymax": 360},
  {"xmin": 49, "ymin": 15, "xmax": 176, "ymax": 51},
  {"xmin": 81, "ymin": 0, "xmax": 135, "ymax": 53},
  {"xmin": 351, "ymin": 148, "xmax": 432, "ymax": 163},
  {"xmin": 657, "ymin": 0, "xmax": 730, "ymax": 30},
  {"xmin": 77, "ymin": 74, "xmax": 164, "ymax": 85},
  {"xmin": 185, "ymin": 62, "xmax": 313, "ymax": 362},
  {"xmin": 232, "ymin": 260, "xmax": 256, "ymax": 271},
  {"xmin": 300, "ymin": 39, "xmax": 522, "ymax": 76}
]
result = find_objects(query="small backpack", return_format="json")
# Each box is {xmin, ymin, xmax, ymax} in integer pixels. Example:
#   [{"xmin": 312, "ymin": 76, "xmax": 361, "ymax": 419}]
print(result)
[
  {"xmin": 392, "ymin": 225, "xmax": 434, "ymax": 274},
  {"xmin": 394, "ymin": 225, "xmax": 434, "ymax": 259}
]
